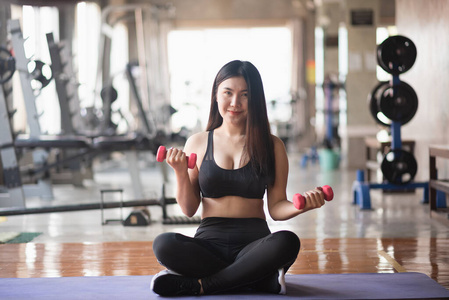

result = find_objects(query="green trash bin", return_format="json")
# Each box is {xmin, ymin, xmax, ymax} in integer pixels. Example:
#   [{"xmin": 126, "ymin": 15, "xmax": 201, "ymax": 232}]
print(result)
[{"xmin": 319, "ymin": 149, "xmax": 339, "ymax": 171}]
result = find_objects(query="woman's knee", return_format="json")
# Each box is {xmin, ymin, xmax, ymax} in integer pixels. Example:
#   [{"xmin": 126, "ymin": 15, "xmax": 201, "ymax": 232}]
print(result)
[
  {"xmin": 153, "ymin": 232, "xmax": 179, "ymax": 260},
  {"xmin": 273, "ymin": 230, "xmax": 300, "ymax": 257}
]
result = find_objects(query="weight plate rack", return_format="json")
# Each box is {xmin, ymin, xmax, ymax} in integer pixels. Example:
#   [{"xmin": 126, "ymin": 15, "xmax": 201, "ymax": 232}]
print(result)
[{"xmin": 352, "ymin": 35, "xmax": 430, "ymax": 210}]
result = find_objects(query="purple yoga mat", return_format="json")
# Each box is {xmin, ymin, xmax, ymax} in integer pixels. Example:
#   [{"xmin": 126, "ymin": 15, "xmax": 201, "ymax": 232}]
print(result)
[{"xmin": 1, "ymin": 272, "xmax": 448, "ymax": 299}]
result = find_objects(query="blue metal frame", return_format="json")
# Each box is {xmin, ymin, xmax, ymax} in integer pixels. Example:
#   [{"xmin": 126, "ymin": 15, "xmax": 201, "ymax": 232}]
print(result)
[
  {"xmin": 300, "ymin": 146, "xmax": 319, "ymax": 168},
  {"xmin": 391, "ymin": 121, "xmax": 402, "ymax": 150},
  {"xmin": 352, "ymin": 169, "xmax": 430, "ymax": 210}
]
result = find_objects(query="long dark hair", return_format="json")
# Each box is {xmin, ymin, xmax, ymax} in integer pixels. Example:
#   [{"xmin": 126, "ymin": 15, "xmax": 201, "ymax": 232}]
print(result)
[{"xmin": 206, "ymin": 60, "xmax": 275, "ymax": 185}]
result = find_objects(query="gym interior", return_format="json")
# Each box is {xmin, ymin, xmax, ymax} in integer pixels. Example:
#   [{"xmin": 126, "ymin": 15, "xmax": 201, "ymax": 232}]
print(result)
[{"xmin": 1, "ymin": 0, "xmax": 449, "ymax": 298}]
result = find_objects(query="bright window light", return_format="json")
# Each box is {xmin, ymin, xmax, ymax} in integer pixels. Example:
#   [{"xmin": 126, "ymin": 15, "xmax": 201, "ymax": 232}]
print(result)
[
  {"xmin": 338, "ymin": 26, "xmax": 348, "ymax": 80},
  {"xmin": 338, "ymin": 25, "xmax": 348, "ymax": 126},
  {"xmin": 167, "ymin": 27, "xmax": 292, "ymax": 132},
  {"xmin": 76, "ymin": 2, "xmax": 101, "ymax": 107},
  {"xmin": 314, "ymin": 27, "xmax": 324, "ymax": 130}
]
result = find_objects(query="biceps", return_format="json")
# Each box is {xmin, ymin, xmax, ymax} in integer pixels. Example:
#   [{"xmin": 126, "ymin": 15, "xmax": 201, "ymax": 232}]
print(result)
[
  {"xmin": 188, "ymin": 169, "xmax": 201, "ymax": 196},
  {"xmin": 267, "ymin": 145, "xmax": 289, "ymax": 206},
  {"xmin": 267, "ymin": 173, "xmax": 288, "ymax": 209}
]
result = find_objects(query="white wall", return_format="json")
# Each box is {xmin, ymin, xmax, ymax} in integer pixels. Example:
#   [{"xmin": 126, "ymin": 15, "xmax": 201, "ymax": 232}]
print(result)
[{"xmin": 396, "ymin": 0, "xmax": 449, "ymax": 180}]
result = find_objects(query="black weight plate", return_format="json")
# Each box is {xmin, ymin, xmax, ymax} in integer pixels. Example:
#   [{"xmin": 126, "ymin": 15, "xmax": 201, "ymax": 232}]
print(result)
[
  {"xmin": 101, "ymin": 85, "xmax": 118, "ymax": 103},
  {"xmin": 381, "ymin": 149, "xmax": 417, "ymax": 185},
  {"xmin": 30, "ymin": 60, "xmax": 53, "ymax": 89},
  {"xmin": 377, "ymin": 81, "xmax": 418, "ymax": 124},
  {"xmin": 0, "ymin": 47, "xmax": 16, "ymax": 84},
  {"xmin": 377, "ymin": 35, "xmax": 417, "ymax": 75},
  {"xmin": 369, "ymin": 81, "xmax": 391, "ymax": 127}
]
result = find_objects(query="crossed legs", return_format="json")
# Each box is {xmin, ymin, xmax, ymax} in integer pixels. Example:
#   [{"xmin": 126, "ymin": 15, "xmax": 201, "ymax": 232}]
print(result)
[{"xmin": 152, "ymin": 221, "xmax": 300, "ymax": 295}]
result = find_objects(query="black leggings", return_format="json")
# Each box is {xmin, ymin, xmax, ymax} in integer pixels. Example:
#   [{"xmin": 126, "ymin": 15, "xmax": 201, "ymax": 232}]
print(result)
[{"xmin": 152, "ymin": 217, "xmax": 300, "ymax": 294}]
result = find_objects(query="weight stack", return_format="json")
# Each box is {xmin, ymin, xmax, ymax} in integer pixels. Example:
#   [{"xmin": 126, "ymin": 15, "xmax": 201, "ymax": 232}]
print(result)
[{"xmin": 369, "ymin": 35, "xmax": 419, "ymax": 185}]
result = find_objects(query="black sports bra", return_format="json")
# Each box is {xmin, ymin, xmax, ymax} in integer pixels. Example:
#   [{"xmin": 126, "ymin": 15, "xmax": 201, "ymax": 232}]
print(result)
[{"xmin": 198, "ymin": 130, "xmax": 266, "ymax": 199}]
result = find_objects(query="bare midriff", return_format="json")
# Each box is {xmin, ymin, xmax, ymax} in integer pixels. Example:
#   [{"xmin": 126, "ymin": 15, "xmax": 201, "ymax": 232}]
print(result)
[{"xmin": 201, "ymin": 196, "xmax": 266, "ymax": 219}]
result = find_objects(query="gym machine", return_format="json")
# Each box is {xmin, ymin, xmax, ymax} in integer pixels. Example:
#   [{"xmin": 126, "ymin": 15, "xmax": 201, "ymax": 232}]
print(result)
[
  {"xmin": 0, "ymin": 83, "xmax": 193, "ymax": 224},
  {"xmin": 10, "ymin": 19, "xmax": 162, "ymax": 200},
  {"xmin": 0, "ymin": 48, "xmax": 25, "ymax": 208},
  {"xmin": 352, "ymin": 35, "xmax": 431, "ymax": 210},
  {"xmin": 46, "ymin": 32, "xmax": 94, "ymax": 186},
  {"xmin": 8, "ymin": 19, "xmax": 54, "ymax": 199},
  {"xmin": 0, "ymin": 18, "xmax": 198, "ymax": 225}
]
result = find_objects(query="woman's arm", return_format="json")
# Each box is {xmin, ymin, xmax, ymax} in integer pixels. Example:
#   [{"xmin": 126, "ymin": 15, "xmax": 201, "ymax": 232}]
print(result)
[
  {"xmin": 266, "ymin": 136, "xmax": 325, "ymax": 221},
  {"xmin": 165, "ymin": 133, "xmax": 204, "ymax": 217}
]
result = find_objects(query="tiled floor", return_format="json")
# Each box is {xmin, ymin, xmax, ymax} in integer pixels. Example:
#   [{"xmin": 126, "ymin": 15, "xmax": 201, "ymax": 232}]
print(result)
[{"xmin": 1, "ymin": 151, "xmax": 449, "ymax": 289}]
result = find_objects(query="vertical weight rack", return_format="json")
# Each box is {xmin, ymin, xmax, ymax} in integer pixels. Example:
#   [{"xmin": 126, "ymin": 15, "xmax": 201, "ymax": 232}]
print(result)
[{"xmin": 352, "ymin": 35, "xmax": 430, "ymax": 210}]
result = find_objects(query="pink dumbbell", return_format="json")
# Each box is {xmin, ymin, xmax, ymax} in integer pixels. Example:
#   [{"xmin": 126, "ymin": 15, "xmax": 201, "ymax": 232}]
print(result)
[
  {"xmin": 293, "ymin": 185, "xmax": 334, "ymax": 210},
  {"xmin": 156, "ymin": 146, "xmax": 197, "ymax": 169}
]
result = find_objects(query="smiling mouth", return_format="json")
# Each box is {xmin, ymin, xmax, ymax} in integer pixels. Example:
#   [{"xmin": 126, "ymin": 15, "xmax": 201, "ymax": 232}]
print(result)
[{"xmin": 228, "ymin": 110, "xmax": 242, "ymax": 115}]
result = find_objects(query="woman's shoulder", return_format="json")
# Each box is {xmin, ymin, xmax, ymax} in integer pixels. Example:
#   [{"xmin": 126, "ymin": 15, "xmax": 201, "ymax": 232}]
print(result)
[
  {"xmin": 271, "ymin": 134, "xmax": 286, "ymax": 149},
  {"xmin": 184, "ymin": 131, "xmax": 209, "ymax": 154},
  {"xmin": 270, "ymin": 134, "xmax": 288, "ymax": 158},
  {"xmin": 187, "ymin": 131, "xmax": 209, "ymax": 144}
]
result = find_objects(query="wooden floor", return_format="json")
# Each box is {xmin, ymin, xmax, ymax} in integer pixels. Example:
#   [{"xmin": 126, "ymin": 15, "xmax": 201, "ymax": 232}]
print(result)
[{"xmin": 1, "ymin": 238, "xmax": 448, "ymax": 289}]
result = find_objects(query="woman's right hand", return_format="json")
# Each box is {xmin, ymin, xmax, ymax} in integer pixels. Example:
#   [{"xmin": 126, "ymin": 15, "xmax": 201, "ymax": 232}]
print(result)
[{"xmin": 165, "ymin": 147, "xmax": 190, "ymax": 172}]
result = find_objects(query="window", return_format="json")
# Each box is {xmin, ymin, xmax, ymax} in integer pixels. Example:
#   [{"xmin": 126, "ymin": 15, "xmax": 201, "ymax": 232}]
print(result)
[{"xmin": 167, "ymin": 27, "xmax": 292, "ymax": 132}]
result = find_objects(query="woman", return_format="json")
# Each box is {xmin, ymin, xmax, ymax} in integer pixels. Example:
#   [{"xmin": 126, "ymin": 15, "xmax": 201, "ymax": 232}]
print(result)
[{"xmin": 151, "ymin": 60, "xmax": 326, "ymax": 296}]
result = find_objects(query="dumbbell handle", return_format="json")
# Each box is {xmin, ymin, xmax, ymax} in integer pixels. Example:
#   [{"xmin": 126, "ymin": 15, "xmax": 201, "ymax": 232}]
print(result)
[
  {"xmin": 156, "ymin": 146, "xmax": 197, "ymax": 169},
  {"xmin": 293, "ymin": 185, "xmax": 334, "ymax": 210}
]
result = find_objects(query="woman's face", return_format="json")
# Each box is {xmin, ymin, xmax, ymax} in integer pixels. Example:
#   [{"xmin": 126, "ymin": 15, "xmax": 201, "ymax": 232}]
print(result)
[{"xmin": 216, "ymin": 76, "xmax": 249, "ymax": 126}]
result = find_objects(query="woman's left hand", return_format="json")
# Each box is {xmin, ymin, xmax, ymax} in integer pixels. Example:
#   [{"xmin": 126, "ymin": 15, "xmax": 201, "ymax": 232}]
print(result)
[{"xmin": 301, "ymin": 187, "xmax": 326, "ymax": 211}]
